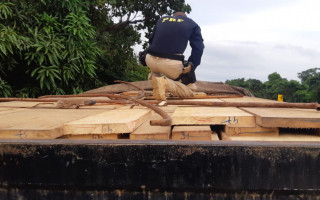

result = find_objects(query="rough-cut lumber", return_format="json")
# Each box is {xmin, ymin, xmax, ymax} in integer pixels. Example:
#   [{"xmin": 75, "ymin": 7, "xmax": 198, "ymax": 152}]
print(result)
[
  {"xmin": 211, "ymin": 132, "xmax": 220, "ymax": 140},
  {"xmin": 130, "ymin": 114, "xmax": 171, "ymax": 140},
  {"xmin": 63, "ymin": 108, "xmax": 152, "ymax": 135},
  {"xmin": 225, "ymin": 126, "xmax": 279, "ymax": 136},
  {"xmin": 171, "ymin": 107, "xmax": 255, "ymax": 127},
  {"xmin": 220, "ymin": 96, "xmax": 276, "ymax": 103},
  {"xmin": 0, "ymin": 101, "xmax": 55, "ymax": 108},
  {"xmin": 59, "ymin": 134, "xmax": 126, "ymax": 140},
  {"xmin": 183, "ymin": 98, "xmax": 223, "ymax": 102},
  {"xmin": 130, "ymin": 111, "xmax": 172, "ymax": 140},
  {"xmin": 221, "ymin": 132, "xmax": 320, "ymax": 141},
  {"xmin": 159, "ymin": 105, "xmax": 178, "ymax": 114},
  {"xmin": 0, "ymin": 107, "xmax": 27, "ymax": 115},
  {"xmin": 241, "ymin": 108, "xmax": 320, "ymax": 128},
  {"xmin": 0, "ymin": 108, "xmax": 113, "ymax": 139},
  {"xmin": 167, "ymin": 100, "xmax": 318, "ymax": 110},
  {"xmin": 172, "ymin": 126, "xmax": 218, "ymax": 140}
]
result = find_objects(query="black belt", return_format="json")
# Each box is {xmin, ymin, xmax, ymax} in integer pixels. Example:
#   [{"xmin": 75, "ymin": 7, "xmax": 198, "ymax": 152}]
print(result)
[{"xmin": 148, "ymin": 49, "xmax": 184, "ymax": 61}]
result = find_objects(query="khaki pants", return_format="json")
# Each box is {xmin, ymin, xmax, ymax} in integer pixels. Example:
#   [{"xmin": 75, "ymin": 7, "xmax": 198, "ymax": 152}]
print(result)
[{"xmin": 146, "ymin": 54, "xmax": 196, "ymax": 97}]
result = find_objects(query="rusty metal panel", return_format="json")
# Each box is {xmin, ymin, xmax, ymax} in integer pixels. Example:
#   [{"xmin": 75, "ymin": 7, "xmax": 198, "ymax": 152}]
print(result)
[{"xmin": 0, "ymin": 140, "xmax": 320, "ymax": 199}]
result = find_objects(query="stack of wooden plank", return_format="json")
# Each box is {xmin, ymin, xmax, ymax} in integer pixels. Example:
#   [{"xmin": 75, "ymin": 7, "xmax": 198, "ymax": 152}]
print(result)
[{"xmin": 0, "ymin": 96, "xmax": 319, "ymax": 141}]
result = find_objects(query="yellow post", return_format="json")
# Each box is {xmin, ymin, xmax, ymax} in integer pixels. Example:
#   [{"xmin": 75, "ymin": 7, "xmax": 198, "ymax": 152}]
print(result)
[{"xmin": 278, "ymin": 94, "xmax": 283, "ymax": 102}]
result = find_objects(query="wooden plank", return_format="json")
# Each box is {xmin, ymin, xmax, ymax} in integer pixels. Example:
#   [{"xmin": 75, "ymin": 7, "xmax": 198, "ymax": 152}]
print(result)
[
  {"xmin": 130, "ymin": 121, "xmax": 171, "ymax": 140},
  {"xmin": 241, "ymin": 108, "xmax": 320, "ymax": 128},
  {"xmin": 160, "ymin": 105, "xmax": 178, "ymax": 114},
  {"xmin": 221, "ymin": 132, "xmax": 320, "ymax": 141},
  {"xmin": 183, "ymin": 98, "xmax": 223, "ymax": 102},
  {"xmin": 171, "ymin": 106, "xmax": 255, "ymax": 127},
  {"xmin": 225, "ymin": 126, "xmax": 279, "ymax": 137},
  {"xmin": 0, "ymin": 101, "xmax": 55, "ymax": 108},
  {"xmin": 0, "ymin": 98, "xmax": 118, "ymax": 109},
  {"xmin": 220, "ymin": 96, "xmax": 277, "ymax": 103},
  {"xmin": 0, "ymin": 107, "xmax": 27, "ymax": 115},
  {"xmin": 63, "ymin": 108, "xmax": 152, "ymax": 135},
  {"xmin": 0, "ymin": 108, "xmax": 112, "ymax": 139},
  {"xmin": 211, "ymin": 132, "xmax": 220, "ymax": 140},
  {"xmin": 59, "ymin": 134, "xmax": 127, "ymax": 140},
  {"xmin": 130, "ymin": 112, "xmax": 171, "ymax": 140},
  {"xmin": 172, "ymin": 126, "xmax": 218, "ymax": 141}
]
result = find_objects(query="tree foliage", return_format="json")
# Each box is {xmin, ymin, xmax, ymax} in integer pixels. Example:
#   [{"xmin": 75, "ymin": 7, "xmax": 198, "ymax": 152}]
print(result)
[
  {"xmin": 226, "ymin": 68, "xmax": 320, "ymax": 103},
  {"xmin": 0, "ymin": 0, "xmax": 190, "ymax": 97}
]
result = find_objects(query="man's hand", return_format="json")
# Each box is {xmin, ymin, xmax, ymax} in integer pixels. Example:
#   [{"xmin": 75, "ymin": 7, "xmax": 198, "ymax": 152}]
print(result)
[
  {"xmin": 182, "ymin": 62, "xmax": 194, "ymax": 74},
  {"xmin": 176, "ymin": 61, "xmax": 196, "ymax": 85}
]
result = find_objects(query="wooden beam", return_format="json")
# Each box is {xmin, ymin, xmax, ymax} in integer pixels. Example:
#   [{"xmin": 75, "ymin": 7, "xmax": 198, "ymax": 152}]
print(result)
[
  {"xmin": 130, "ymin": 112, "xmax": 172, "ymax": 140},
  {"xmin": 221, "ymin": 132, "xmax": 320, "ymax": 141},
  {"xmin": 225, "ymin": 126, "xmax": 279, "ymax": 137},
  {"xmin": 172, "ymin": 126, "xmax": 218, "ymax": 141},
  {"xmin": 241, "ymin": 108, "xmax": 320, "ymax": 128},
  {"xmin": 63, "ymin": 108, "xmax": 151, "ymax": 135},
  {"xmin": 0, "ymin": 108, "xmax": 112, "ymax": 139},
  {"xmin": 171, "ymin": 107, "xmax": 255, "ymax": 127},
  {"xmin": 59, "ymin": 134, "xmax": 126, "ymax": 140},
  {"xmin": 220, "ymin": 96, "xmax": 276, "ymax": 103}
]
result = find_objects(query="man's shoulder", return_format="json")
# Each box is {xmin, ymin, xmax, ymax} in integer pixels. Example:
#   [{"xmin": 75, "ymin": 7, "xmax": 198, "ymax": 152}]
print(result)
[{"xmin": 157, "ymin": 15, "xmax": 198, "ymax": 26}]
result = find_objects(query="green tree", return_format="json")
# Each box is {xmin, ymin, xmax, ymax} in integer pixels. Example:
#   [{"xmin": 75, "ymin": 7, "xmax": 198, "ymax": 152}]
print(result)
[
  {"xmin": 0, "ymin": 0, "xmax": 100, "ymax": 97},
  {"xmin": 225, "ymin": 78, "xmax": 248, "ymax": 88},
  {"xmin": 246, "ymin": 78, "xmax": 263, "ymax": 97},
  {"xmin": 225, "ymin": 69, "xmax": 320, "ymax": 103},
  {"xmin": 298, "ymin": 68, "xmax": 320, "ymax": 82},
  {"xmin": 0, "ymin": 0, "xmax": 191, "ymax": 97},
  {"xmin": 298, "ymin": 68, "xmax": 320, "ymax": 102}
]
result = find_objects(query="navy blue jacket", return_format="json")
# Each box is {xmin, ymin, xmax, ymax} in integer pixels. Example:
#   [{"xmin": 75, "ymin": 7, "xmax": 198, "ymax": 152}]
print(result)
[{"xmin": 149, "ymin": 15, "xmax": 204, "ymax": 68}]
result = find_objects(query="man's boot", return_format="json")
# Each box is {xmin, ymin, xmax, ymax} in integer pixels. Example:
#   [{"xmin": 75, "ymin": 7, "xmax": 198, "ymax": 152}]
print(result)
[{"xmin": 151, "ymin": 76, "xmax": 168, "ymax": 101}]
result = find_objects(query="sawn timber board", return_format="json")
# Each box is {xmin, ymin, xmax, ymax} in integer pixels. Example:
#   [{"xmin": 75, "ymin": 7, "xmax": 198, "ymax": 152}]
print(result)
[
  {"xmin": 63, "ymin": 108, "xmax": 152, "ymax": 135},
  {"xmin": 172, "ymin": 125, "xmax": 219, "ymax": 141},
  {"xmin": 221, "ymin": 132, "xmax": 320, "ymax": 141},
  {"xmin": 0, "ymin": 108, "xmax": 115, "ymax": 139},
  {"xmin": 241, "ymin": 107, "xmax": 320, "ymax": 128},
  {"xmin": 224, "ymin": 125, "xmax": 279, "ymax": 137},
  {"xmin": 130, "ymin": 112, "xmax": 171, "ymax": 140},
  {"xmin": 219, "ymin": 96, "xmax": 277, "ymax": 103},
  {"xmin": 171, "ymin": 106, "xmax": 255, "ymax": 127},
  {"xmin": 59, "ymin": 133, "xmax": 126, "ymax": 140}
]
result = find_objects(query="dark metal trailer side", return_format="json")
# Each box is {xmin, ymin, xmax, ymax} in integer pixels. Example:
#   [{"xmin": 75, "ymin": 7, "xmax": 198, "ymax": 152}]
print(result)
[{"xmin": 0, "ymin": 140, "xmax": 320, "ymax": 199}]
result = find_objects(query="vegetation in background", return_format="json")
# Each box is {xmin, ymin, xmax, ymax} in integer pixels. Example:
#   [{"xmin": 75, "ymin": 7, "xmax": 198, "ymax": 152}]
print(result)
[
  {"xmin": 226, "ymin": 68, "xmax": 320, "ymax": 103},
  {"xmin": 0, "ymin": 0, "xmax": 191, "ymax": 97}
]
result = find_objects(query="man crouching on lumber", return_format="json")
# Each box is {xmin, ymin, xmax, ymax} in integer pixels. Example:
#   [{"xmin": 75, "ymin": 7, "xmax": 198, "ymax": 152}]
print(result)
[{"xmin": 144, "ymin": 11, "xmax": 205, "ymax": 100}]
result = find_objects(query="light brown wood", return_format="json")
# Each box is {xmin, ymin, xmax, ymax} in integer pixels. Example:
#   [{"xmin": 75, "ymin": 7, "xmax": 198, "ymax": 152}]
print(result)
[
  {"xmin": 0, "ymin": 107, "xmax": 27, "ymax": 115},
  {"xmin": 183, "ymin": 98, "xmax": 223, "ymax": 102},
  {"xmin": 211, "ymin": 132, "xmax": 220, "ymax": 140},
  {"xmin": 130, "ymin": 112, "xmax": 171, "ymax": 140},
  {"xmin": 172, "ymin": 126, "xmax": 218, "ymax": 140},
  {"xmin": 171, "ymin": 106, "xmax": 255, "ymax": 127},
  {"xmin": 221, "ymin": 132, "xmax": 320, "ymax": 141},
  {"xmin": 63, "ymin": 108, "xmax": 152, "ymax": 135},
  {"xmin": 0, "ymin": 101, "xmax": 55, "ymax": 108},
  {"xmin": 220, "ymin": 96, "xmax": 277, "ymax": 103},
  {"xmin": 241, "ymin": 108, "xmax": 320, "ymax": 128},
  {"xmin": 0, "ymin": 108, "xmax": 112, "ymax": 139},
  {"xmin": 59, "ymin": 134, "xmax": 125, "ymax": 140},
  {"xmin": 225, "ymin": 126, "xmax": 279, "ymax": 136},
  {"xmin": 159, "ymin": 105, "xmax": 178, "ymax": 114},
  {"xmin": 192, "ymin": 92, "xmax": 207, "ymax": 98},
  {"xmin": 130, "ymin": 123, "xmax": 171, "ymax": 140}
]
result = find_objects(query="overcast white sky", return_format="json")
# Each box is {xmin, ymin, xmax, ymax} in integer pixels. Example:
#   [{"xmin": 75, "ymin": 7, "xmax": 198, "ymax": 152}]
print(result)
[{"xmin": 182, "ymin": 0, "xmax": 320, "ymax": 82}]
